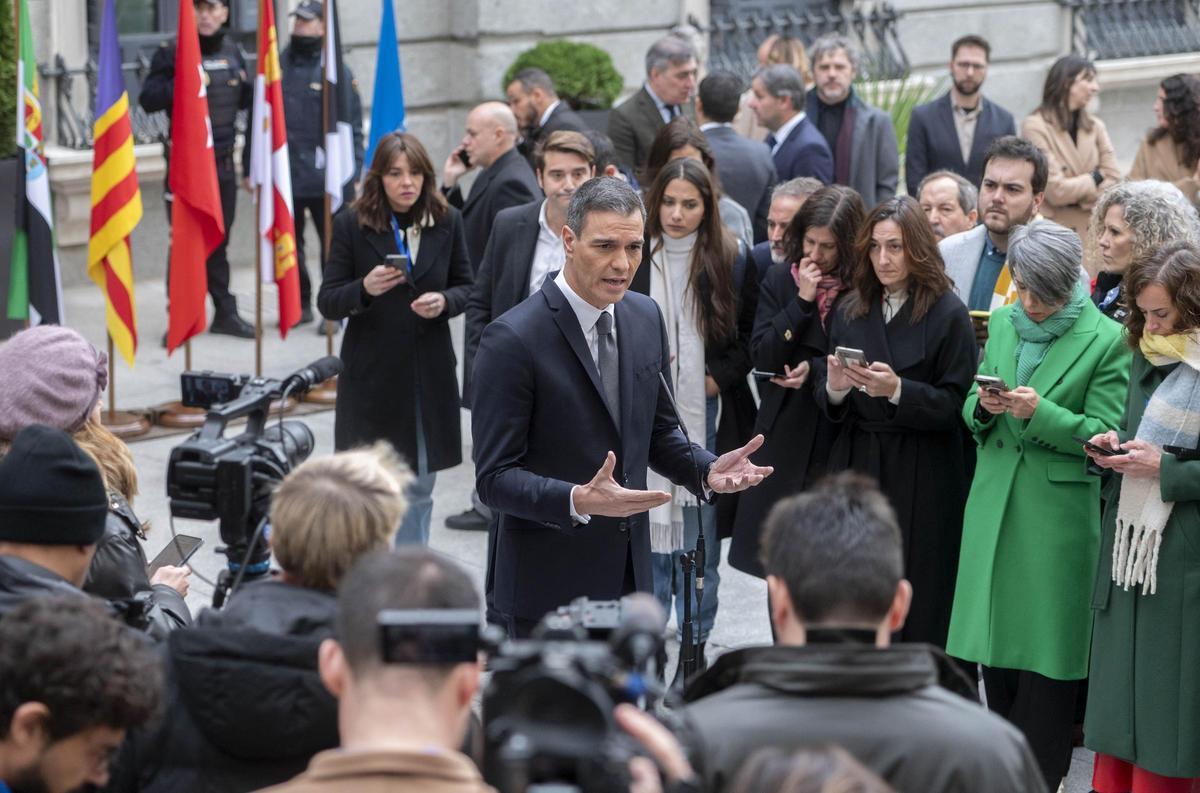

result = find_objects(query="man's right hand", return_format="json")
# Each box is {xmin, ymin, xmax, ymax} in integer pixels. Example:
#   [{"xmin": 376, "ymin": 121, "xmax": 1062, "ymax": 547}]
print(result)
[
  {"xmin": 150, "ymin": 564, "xmax": 190, "ymax": 597},
  {"xmin": 442, "ymin": 146, "xmax": 469, "ymax": 189},
  {"xmin": 573, "ymin": 451, "xmax": 671, "ymax": 518}
]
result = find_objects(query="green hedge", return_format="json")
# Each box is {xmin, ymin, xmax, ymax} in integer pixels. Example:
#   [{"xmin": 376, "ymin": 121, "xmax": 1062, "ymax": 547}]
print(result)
[
  {"xmin": 503, "ymin": 40, "xmax": 623, "ymax": 111},
  {"xmin": 0, "ymin": 0, "xmax": 16, "ymax": 159}
]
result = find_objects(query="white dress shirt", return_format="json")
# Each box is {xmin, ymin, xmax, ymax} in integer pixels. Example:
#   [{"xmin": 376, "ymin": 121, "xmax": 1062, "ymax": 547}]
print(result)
[
  {"xmin": 769, "ymin": 110, "xmax": 806, "ymax": 156},
  {"xmin": 538, "ymin": 100, "xmax": 561, "ymax": 129},
  {"xmin": 554, "ymin": 270, "xmax": 616, "ymax": 523},
  {"xmin": 528, "ymin": 201, "xmax": 566, "ymax": 297}
]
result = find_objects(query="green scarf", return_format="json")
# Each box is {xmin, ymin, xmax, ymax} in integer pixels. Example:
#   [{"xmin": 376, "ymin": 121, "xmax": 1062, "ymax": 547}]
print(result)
[{"xmin": 1009, "ymin": 284, "xmax": 1088, "ymax": 386}]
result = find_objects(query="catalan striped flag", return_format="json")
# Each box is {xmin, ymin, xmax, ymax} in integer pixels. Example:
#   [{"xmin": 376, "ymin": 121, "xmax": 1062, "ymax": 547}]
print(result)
[
  {"xmin": 249, "ymin": 0, "xmax": 300, "ymax": 336},
  {"xmin": 88, "ymin": 0, "xmax": 142, "ymax": 364}
]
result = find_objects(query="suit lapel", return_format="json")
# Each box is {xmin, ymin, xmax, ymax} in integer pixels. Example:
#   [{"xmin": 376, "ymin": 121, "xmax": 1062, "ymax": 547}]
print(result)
[
  {"xmin": 544, "ymin": 280, "xmax": 619, "ymax": 434},
  {"xmin": 410, "ymin": 220, "xmax": 447, "ymax": 284},
  {"xmin": 967, "ymin": 100, "xmax": 995, "ymax": 172},
  {"xmin": 615, "ymin": 300, "xmax": 635, "ymax": 449},
  {"xmin": 510, "ymin": 208, "xmax": 542, "ymax": 306},
  {"xmin": 363, "ymin": 227, "xmax": 396, "ymax": 269},
  {"xmin": 936, "ymin": 94, "xmax": 966, "ymax": 170},
  {"xmin": 463, "ymin": 157, "xmax": 501, "ymax": 214},
  {"xmin": 637, "ymin": 88, "xmax": 666, "ymax": 137}
]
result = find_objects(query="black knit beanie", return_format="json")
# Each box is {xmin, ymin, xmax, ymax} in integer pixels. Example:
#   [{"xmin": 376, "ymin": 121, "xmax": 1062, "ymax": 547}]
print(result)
[{"xmin": 0, "ymin": 425, "xmax": 108, "ymax": 545}]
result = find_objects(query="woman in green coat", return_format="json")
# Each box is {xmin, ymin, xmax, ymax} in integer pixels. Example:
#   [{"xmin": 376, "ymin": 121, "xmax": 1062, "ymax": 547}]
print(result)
[
  {"xmin": 947, "ymin": 220, "xmax": 1129, "ymax": 792},
  {"xmin": 1085, "ymin": 242, "xmax": 1200, "ymax": 792}
]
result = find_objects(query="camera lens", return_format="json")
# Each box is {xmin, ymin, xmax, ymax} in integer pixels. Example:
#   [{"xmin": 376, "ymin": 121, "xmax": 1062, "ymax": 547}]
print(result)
[{"xmin": 262, "ymin": 420, "xmax": 315, "ymax": 469}]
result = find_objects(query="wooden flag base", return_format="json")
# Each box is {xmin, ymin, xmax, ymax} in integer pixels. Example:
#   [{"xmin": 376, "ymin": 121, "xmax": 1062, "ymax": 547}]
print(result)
[
  {"xmin": 101, "ymin": 409, "xmax": 151, "ymax": 439},
  {"xmin": 304, "ymin": 375, "xmax": 338, "ymax": 405},
  {"xmin": 155, "ymin": 402, "xmax": 208, "ymax": 429}
]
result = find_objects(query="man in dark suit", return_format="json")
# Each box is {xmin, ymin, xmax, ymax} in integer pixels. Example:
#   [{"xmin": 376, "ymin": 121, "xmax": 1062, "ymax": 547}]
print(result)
[
  {"xmin": 905, "ymin": 35, "xmax": 1016, "ymax": 195},
  {"xmin": 748, "ymin": 65, "xmax": 834, "ymax": 186},
  {"xmin": 471, "ymin": 177, "xmax": 772, "ymax": 636},
  {"xmin": 506, "ymin": 67, "xmax": 590, "ymax": 168},
  {"xmin": 441, "ymin": 102, "xmax": 541, "ymax": 271},
  {"xmin": 608, "ymin": 35, "xmax": 698, "ymax": 185},
  {"xmin": 697, "ymin": 70, "xmax": 779, "ymax": 244}
]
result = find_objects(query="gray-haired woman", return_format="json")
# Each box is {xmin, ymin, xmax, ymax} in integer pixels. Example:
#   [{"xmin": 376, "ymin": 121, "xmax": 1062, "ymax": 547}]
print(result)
[
  {"xmin": 948, "ymin": 219, "xmax": 1130, "ymax": 791},
  {"xmin": 1090, "ymin": 180, "xmax": 1200, "ymax": 322}
]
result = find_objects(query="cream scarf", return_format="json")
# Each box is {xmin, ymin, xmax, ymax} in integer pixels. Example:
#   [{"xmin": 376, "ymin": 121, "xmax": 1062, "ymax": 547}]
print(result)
[
  {"xmin": 1114, "ymin": 331, "xmax": 1200, "ymax": 594},
  {"xmin": 647, "ymin": 233, "xmax": 706, "ymax": 553}
]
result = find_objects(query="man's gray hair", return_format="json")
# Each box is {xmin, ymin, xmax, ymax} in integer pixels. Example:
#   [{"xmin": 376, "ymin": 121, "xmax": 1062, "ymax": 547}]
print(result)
[
  {"xmin": 646, "ymin": 34, "xmax": 696, "ymax": 76},
  {"xmin": 809, "ymin": 34, "xmax": 860, "ymax": 72},
  {"xmin": 1088, "ymin": 179, "xmax": 1200, "ymax": 266},
  {"xmin": 566, "ymin": 177, "xmax": 646, "ymax": 235},
  {"xmin": 754, "ymin": 64, "xmax": 806, "ymax": 110},
  {"xmin": 510, "ymin": 67, "xmax": 558, "ymax": 98},
  {"xmin": 1008, "ymin": 219, "xmax": 1084, "ymax": 305},
  {"xmin": 917, "ymin": 169, "xmax": 979, "ymax": 216},
  {"xmin": 772, "ymin": 176, "xmax": 823, "ymax": 202}
]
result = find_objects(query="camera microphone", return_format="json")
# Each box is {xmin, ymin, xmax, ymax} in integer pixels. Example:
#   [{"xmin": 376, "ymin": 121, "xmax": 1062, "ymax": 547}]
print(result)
[
  {"xmin": 609, "ymin": 593, "xmax": 666, "ymax": 671},
  {"xmin": 281, "ymin": 356, "xmax": 342, "ymax": 394}
]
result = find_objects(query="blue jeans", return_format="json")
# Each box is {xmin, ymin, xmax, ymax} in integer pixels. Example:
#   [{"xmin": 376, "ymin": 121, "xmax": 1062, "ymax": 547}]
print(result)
[
  {"xmin": 651, "ymin": 396, "xmax": 720, "ymax": 642},
  {"xmin": 396, "ymin": 397, "xmax": 436, "ymax": 546}
]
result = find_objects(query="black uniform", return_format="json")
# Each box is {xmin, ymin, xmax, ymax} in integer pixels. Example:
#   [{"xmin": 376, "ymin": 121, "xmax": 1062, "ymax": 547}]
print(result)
[
  {"xmin": 281, "ymin": 35, "xmax": 364, "ymax": 317},
  {"xmin": 139, "ymin": 30, "xmax": 252, "ymax": 325}
]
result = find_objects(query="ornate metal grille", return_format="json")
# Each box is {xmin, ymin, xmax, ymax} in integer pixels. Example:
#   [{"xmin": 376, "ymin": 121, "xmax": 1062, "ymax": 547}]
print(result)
[{"xmin": 1061, "ymin": 0, "xmax": 1200, "ymax": 59}]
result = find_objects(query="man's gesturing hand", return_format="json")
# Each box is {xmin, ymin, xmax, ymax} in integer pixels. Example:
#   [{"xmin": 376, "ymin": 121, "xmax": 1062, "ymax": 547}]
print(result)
[
  {"xmin": 573, "ymin": 451, "xmax": 672, "ymax": 518},
  {"xmin": 707, "ymin": 434, "xmax": 773, "ymax": 493}
]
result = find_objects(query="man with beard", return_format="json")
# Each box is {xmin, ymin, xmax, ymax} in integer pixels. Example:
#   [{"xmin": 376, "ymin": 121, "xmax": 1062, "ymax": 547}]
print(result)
[
  {"xmin": 804, "ymin": 35, "xmax": 898, "ymax": 207},
  {"xmin": 0, "ymin": 597, "xmax": 161, "ymax": 793},
  {"xmin": 748, "ymin": 177, "xmax": 822, "ymax": 283},
  {"xmin": 905, "ymin": 36, "xmax": 1016, "ymax": 196},
  {"xmin": 917, "ymin": 170, "xmax": 978, "ymax": 241},
  {"xmin": 281, "ymin": 0, "xmax": 364, "ymax": 327},
  {"xmin": 505, "ymin": 68, "xmax": 588, "ymax": 169},
  {"xmin": 140, "ymin": 0, "xmax": 256, "ymax": 339}
]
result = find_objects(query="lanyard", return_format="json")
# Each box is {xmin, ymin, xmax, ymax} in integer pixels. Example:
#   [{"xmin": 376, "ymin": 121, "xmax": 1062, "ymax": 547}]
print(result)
[{"xmin": 389, "ymin": 215, "xmax": 413, "ymax": 276}]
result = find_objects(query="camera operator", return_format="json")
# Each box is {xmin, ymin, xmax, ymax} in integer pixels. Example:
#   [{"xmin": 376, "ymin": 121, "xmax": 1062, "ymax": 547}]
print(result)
[
  {"xmin": 0, "ymin": 326, "xmax": 191, "ymax": 635},
  {"xmin": 680, "ymin": 471, "xmax": 1044, "ymax": 793},
  {"xmin": 0, "ymin": 596, "xmax": 163, "ymax": 793},
  {"xmin": 107, "ymin": 444, "xmax": 411, "ymax": 792}
]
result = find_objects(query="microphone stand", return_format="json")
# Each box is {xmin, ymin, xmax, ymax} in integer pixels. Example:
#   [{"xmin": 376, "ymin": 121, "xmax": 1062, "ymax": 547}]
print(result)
[{"xmin": 658, "ymin": 373, "xmax": 707, "ymax": 689}]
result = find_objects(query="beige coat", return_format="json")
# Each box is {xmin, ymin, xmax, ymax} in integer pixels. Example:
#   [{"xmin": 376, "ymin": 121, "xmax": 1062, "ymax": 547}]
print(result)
[
  {"xmin": 258, "ymin": 747, "xmax": 496, "ymax": 793},
  {"xmin": 1128, "ymin": 133, "xmax": 1200, "ymax": 206},
  {"xmin": 1021, "ymin": 112, "xmax": 1120, "ymax": 273}
]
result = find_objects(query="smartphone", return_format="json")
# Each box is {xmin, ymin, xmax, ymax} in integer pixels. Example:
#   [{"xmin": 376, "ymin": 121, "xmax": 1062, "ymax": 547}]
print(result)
[
  {"xmin": 834, "ymin": 346, "xmax": 868, "ymax": 367},
  {"xmin": 968, "ymin": 310, "xmax": 991, "ymax": 322},
  {"xmin": 1072, "ymin": 435, "xmax": 1127, "ymax": 457},
  {"xmin": 974, "ymin": 374, "xmax": 1009, "ymax": 392},
  {"xmin": 751, "ymin": 369, "xmax": 783, "ymax": 380},
  {"xmin": 384, "ymin": 254, "xmax": 410, "ymax": 280},
  {"xmin": 456, "ymin": 148, "xmax": 471, "ymax": 168},
  {"xmin": 146, "ymin": 534, "xmax": 203, "ymax": 577}
]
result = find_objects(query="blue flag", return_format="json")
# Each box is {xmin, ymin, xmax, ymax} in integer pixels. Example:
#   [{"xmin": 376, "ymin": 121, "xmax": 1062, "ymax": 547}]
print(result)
[{"xmin": 365, "ymin": 0, "xmax": 405, "ymax": 166}]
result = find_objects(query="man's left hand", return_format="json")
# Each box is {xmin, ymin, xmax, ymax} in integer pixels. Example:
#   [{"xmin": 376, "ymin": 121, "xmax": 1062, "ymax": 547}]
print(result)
[{"xmin": 706, "ymin": 434, "xmax": 773, "ymax": 493}]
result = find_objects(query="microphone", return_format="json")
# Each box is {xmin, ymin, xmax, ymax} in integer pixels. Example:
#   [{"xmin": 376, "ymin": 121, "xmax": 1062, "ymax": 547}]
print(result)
[
  {"xmin": 281, "ymin": 356, "xmax": 342, "ymax": 394},
  {"xmin": 656, "ymin": 372, "xmax": 707, "ymax": 592},
  {"xmin": 610, "ymin": 593, "xmax": 667, "ymax": 671}
]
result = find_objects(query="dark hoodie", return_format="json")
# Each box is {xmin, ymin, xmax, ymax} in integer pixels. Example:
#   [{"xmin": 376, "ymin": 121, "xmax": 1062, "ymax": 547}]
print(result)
[
  {"xmin": 681, "ymin": 643, "xmax": 1044, "ymax": 793},
  {"xmin": 104, "ymin": 579, "xmax": 339, "ymax": 793}
]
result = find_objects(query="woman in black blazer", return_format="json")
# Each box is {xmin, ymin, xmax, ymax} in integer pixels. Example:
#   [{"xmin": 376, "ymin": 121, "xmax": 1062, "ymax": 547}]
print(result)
[
  {"xmin": 813, "ymin": 195, "xmax": 976, "ymax": 648},
  {"xmin": 318, "ymin": 132, "xmax": 473, "ymax": 545},
  {"xmin": 729, "ymin": 185, "xmax": 867, "ymax": 578}
]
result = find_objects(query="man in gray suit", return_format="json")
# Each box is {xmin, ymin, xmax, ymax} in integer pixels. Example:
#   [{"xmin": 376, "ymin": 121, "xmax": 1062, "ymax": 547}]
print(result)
[
  {"xmin": 697, "ymin": 70, "xmax": 779, "ymax": 244},
  {"xmin": 608, "ymin": 35, "xmax": 697, "ymax": 184},
  {"xmin": 805, "ymin": 35, "xmax": 899, "ymax": 207}
]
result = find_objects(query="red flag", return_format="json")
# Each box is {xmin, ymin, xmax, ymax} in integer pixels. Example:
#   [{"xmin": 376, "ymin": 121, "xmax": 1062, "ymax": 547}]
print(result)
[
  {"xmin": 249, "ymin": 0, "xmax": 300, "ymax": 336},
  {"xmin": 166, "ymin": 0, "xmax": 225, "ymax": 353}
]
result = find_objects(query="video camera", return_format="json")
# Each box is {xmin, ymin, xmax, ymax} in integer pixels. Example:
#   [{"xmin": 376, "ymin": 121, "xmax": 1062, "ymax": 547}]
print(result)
[
  {"xmin": 166, "ymin": 356, "xmax": 340, "ymax": 607},
  {"xmin": 379, "ymin": 594, "xmax": 672, "ymax": 793}
]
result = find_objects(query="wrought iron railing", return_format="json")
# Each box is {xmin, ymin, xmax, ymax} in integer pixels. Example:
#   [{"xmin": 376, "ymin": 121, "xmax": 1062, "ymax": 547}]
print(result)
[
  {"xmin": 1061, "ymin": 0, "xmax": 1200, "ymax": 59},
  {"xmin": 691, "ymin": 1, "xmax": 910, "ymax": 83}
]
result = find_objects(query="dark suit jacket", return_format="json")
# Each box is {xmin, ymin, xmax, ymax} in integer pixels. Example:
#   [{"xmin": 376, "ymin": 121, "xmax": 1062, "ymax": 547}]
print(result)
[
  {"xmin": 472, "ymin": 278, "xmax": 716, "ymax": 621},
  {"xmin": 748, "ymin": 240, "xmax": 775, "ymax": 286},
  {"xmin": 806, "ymin": 92, "xmax": 899, "ymax": 207},
  {"xmin": 771, "ymin": 114, "xmax": 834, "ymax": 186},
  {"xmin": 704, "ymin": 125, "xmax": 779, "ymax": 244},
  {"xmin": 317, "ymin": 206, "xmax": 473, "ymax": 472},
  {"xmin": 608, "ymin": 86, "xmax": 694, "ymax": 184},
  {"xmin": 464, "ymin": 199, "xmax": 543, "ymax": 406},
  {"xmin": 905, "ymin": 92, "xmax": 1017, "ymax": 195},
  {"xmin": 447, "ymin": 147, "xmax": 541, "ymax": 270},
  {"xmin": 519, "ymin": 102, "xmax": 591, "ymax": 168}
]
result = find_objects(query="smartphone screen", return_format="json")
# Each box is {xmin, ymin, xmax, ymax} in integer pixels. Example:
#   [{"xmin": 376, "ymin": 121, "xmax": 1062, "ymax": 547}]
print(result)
[{"xmin": 147, "ymin": 534, "xmax": 203, "ymax": 577}]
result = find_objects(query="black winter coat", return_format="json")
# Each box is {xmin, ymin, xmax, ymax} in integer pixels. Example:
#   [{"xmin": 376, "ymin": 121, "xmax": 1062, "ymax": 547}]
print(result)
[
  {"xmin": 281, "ymin": 41, "xmax": 364, "ymax": 199},
  {"xmin": 318, "ymin": 206, "xmax": 473, "ymax": 471},
  {"xmin": 104, "ymin": 580, "xmax": 339, "ymax": 793},
  {"xmin": 0, "ymin": 555, "xmax": 85, "ymax": 615},
  {"xmin": 84, "ymin": 492, "xmax": 192, "ymax": 636},
  {"xmin": 813, "ymin": 291, "xmax": 976, "ymax": 647},
  {"xmin": 446, "ymin": 147, "xmax": 541, "ymax": 269},
  {"xmin": 729, "ymin": 266, "xmax": 841, "ymax": 576}
]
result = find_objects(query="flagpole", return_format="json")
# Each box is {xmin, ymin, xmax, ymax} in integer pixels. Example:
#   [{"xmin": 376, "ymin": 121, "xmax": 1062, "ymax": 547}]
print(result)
[
  {"xmin": 100, "ymin": 333, "xmax": 149, "ymax": 438},
  {"xmin": 255, "ymin": 185, "xmax": 263, "ymax": 378},
  {"xmin": 108, "ymin": 335, "xmax": 116, "ymax": 418}
]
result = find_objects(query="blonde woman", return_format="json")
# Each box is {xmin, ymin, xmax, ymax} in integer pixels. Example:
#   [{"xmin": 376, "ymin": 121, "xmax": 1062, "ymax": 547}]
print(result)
[{"xmin": 734, "ymin": 34, "xmax": 812, "ymax": 141}]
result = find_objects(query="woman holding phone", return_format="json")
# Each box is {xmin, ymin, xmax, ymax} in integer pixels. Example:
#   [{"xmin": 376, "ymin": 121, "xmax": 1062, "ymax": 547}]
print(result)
[
  {"xmin": 947, "ymin": 220, "xmax": 1129, "ymax": 793},
  {"xmin": 1084, "ymin": 242, "xmax": 1200, "ymax": 793},
  {"xmin": 319, "ymin": 131, "xmax": 473, "ymax": 545},
  {"xmin": 729, "ymin": 185, "xmax": 865, "ymax": 578},
  {"xmin": 812, "ymin": 195, "xmax": 976, "ymax": 648}
]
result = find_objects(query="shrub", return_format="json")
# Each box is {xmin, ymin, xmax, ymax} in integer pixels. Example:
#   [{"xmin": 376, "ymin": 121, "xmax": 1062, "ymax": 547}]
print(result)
[
  {"xmin": 503, "ymin": 40, "xmax": 624, "ymax": 110},
  {"xmin": 0, "ymin": 0, "xmax": 16, "ymax": 158}
]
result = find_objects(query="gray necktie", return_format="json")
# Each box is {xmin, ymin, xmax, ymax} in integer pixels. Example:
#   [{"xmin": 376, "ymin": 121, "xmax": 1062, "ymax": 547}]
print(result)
[{"xmin": 595, "ymin": 311, "xmax": 619, "ymax": 422}]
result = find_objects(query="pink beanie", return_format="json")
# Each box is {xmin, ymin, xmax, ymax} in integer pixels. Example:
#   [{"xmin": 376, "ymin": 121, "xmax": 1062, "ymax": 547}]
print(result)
[{"xmin": 0, "ymin": 326, "xmax": 109, "ymax": 441}]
